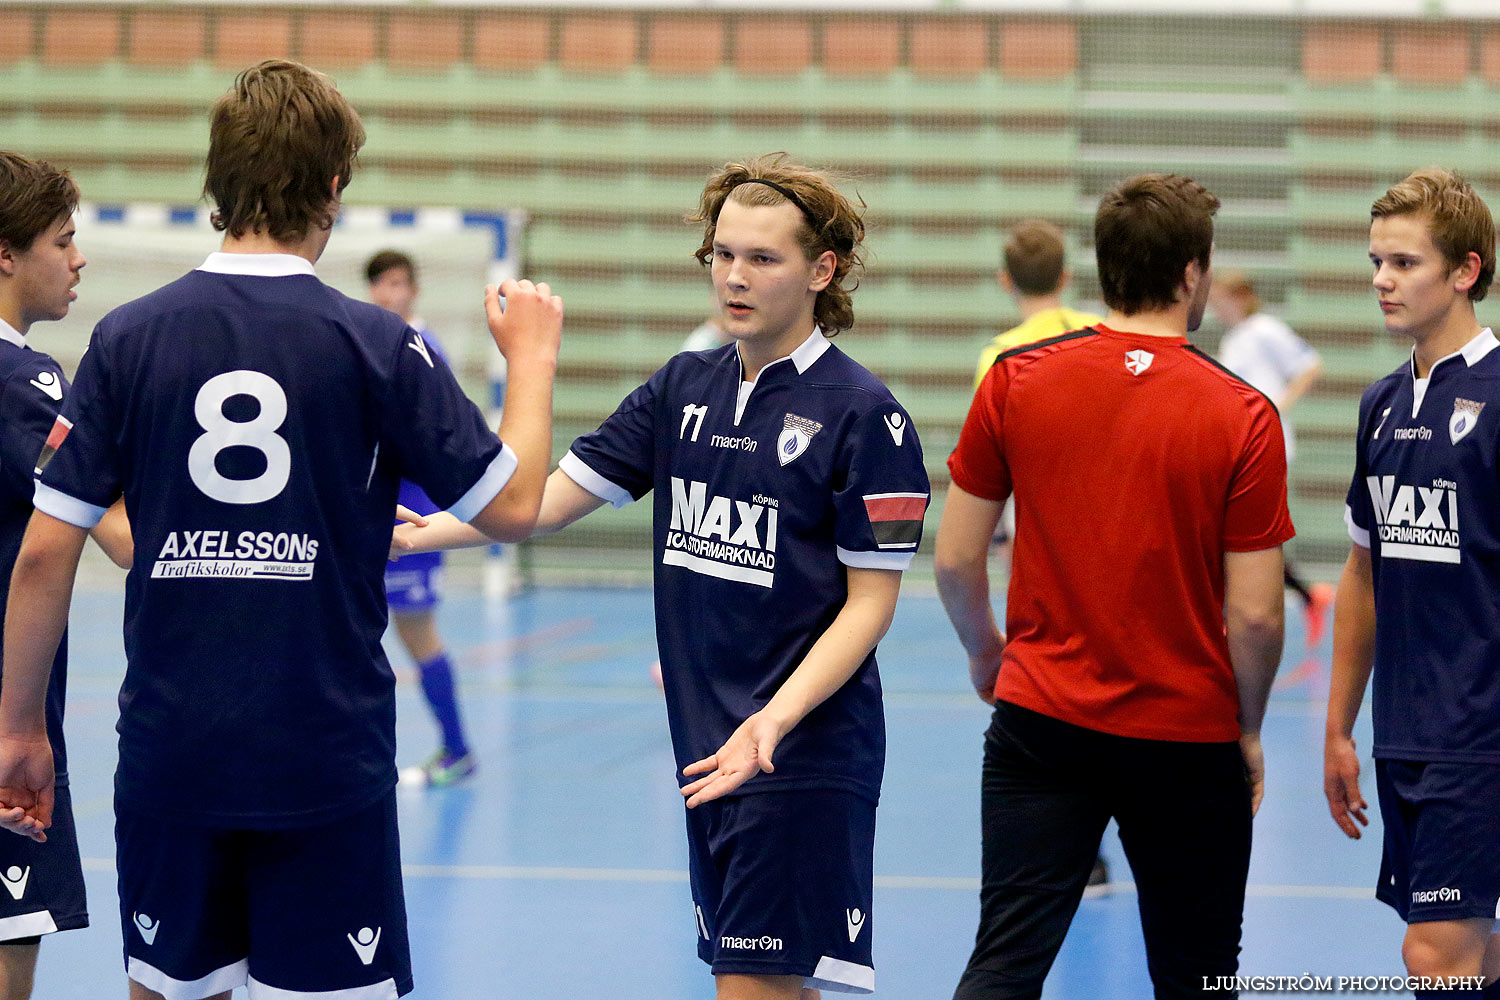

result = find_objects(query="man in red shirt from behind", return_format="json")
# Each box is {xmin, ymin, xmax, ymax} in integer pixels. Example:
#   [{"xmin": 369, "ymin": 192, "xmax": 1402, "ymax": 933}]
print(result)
[{"xmin": 935, "ymin": 173, "xmax": 1291, "ymax": 1000}]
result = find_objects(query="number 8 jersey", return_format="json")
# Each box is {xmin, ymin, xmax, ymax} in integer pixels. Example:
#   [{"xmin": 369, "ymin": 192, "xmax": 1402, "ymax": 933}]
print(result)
[{"xmin": 35, "ymin": 253, "xmax": 515, "ymax": 828}]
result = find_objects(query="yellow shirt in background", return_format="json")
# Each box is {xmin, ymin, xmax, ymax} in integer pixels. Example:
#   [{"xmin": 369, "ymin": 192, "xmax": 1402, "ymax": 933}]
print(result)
[{"xmin": 973, "ymin": 307, "xmax": 1103, "ymax": 389}]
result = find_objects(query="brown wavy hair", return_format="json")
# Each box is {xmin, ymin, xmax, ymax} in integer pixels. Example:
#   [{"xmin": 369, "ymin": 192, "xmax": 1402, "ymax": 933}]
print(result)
[
  {"xmin": 1372, "ymin": 167, "xmax": 1496, "ymax": 303},
  {"xmin": 204, "ymin": 60, "xmax": 366, "ymax": 243},
  {"xmin": 0, "ymin": 151, "xmax": 78, "ymax": 253},
  {"xmin": 690, "ymin": 154, "xmax": 865, "ymax": 335}
]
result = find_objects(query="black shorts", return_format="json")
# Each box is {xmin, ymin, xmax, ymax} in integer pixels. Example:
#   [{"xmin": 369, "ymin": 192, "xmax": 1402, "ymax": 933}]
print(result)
[
  {"xmin": 1375, "ymin": 758, "xmax": 1500, "ymax": 924},
  {"xmin": 686, "ymin": 788, "xmax": 876, "ymax": 994},
  {"xmin": 116, "ymin": 790, "xmax": 411, "ymax": 999},
  {"xmin": 0, "ymin": 782, "xmax": 87, "ymax": 941}
]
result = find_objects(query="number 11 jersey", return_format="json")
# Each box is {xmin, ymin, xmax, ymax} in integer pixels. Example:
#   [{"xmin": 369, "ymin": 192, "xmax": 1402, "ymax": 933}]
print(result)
[{"xmin": 35, "ymin": 253, "xmax": 515, "ymax": 828}]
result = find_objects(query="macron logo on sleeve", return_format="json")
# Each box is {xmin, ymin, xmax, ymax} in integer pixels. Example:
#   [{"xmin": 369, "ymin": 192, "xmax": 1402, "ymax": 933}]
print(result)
[
  {"xmin": 29, "ymin": 371, "xmax": 62, "ymax": 401},
  {"xmin": 407, "ymin": 333, "xmax": 434, "ymax": 368}
]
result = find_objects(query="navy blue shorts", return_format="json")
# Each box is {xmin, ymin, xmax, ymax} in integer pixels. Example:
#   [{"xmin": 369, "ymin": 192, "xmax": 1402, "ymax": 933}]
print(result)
[
  {"xmin": 0, "ymin": 782, "xmax": 86, "ymax": 942},
  {"xmin": 1375, "ymin": 758, "xmax": 1500, "ymax": 924},
  {"xmin": 686, "ymin": 788, "xmax": 876, "ymax": 994},
  {"xmin": 116, "ymin": 790, "xmax": 412, "ymax": 999},
  {"xmin": 385, "ymin": 552, "xmax": 443, "ymax": 613}
]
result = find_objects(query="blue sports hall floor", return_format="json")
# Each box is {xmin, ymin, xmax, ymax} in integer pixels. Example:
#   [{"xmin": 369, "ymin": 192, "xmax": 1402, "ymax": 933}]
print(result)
[{"xmin": 37, "ymin": 559, "xmax": 1397, "ymax": 999}]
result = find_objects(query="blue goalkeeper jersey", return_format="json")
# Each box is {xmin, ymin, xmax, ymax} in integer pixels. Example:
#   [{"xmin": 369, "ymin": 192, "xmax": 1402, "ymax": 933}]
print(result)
[
  {"xmin": 36, "ymin": 253, "xmax": 514, "ymax": 827},
  {"xmin": 563, "ymin": 330, "xmax": 930, "ymax": 803},
  {"xmin": 1344, "ymin": 328, "xmax": 1500, "ymax": 763}
]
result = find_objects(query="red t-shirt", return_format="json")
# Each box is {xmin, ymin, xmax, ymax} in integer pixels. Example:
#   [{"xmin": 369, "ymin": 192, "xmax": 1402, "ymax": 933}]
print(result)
[{"xmin": 948, "ymin": 325, "xmax": 1294, "ymax": 742}]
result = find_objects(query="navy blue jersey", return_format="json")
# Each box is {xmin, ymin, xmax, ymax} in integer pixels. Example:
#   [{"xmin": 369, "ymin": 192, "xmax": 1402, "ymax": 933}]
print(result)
[
  {"xmin": 563, "ymin": 332, "xmax": 930, "ymax": 803},
  {"xmin": 1344, "ymin": 328, "xmax": 1500, "ymax": 763},
  {"xmin": 394, "ymin": 323, "xmax": 448, "ymax": 519},
  {"xmin": 34, "ymin": 253, "xmax": 515, "ymax": 827},
  {"xmin": 0, "ymin": 323, "xmax": 72, "ymax": 786}
]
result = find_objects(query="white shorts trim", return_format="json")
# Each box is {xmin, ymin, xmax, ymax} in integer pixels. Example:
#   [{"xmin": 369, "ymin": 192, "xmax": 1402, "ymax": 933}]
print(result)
[
  {"xmin": 0, "ymin": 909, "xmax": 58, "ymax": 941},
  {"xmin": 559, "ymin": 451, "xmax": 635, "ymax": 508},
  {"xmin": 127, "ymin": 956, "xmax": 248, "ymax": 1000},
  {"xmin": 836, "ymin": 546, "xmax": 914, "ymax": 571},
  {"xmin": 32, "ymin": 482, "xmax": 107, "ymax": 529},
  {"xmin": 449, "ymin": 444, "xmax": 519, "ymax": 524},
  {"xmin": 807, "ymin": 955, "xmax": 875, "ymax": 994},
  {"xmin": 247, "ymin": 974, "xmax": 400, "ymax": 1000}
]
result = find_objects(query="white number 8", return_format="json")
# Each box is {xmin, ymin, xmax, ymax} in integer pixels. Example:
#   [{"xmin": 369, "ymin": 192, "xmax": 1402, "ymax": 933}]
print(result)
[{"xmin": 188, "ymin": 371, "xmax": 291, "ymax": 504}]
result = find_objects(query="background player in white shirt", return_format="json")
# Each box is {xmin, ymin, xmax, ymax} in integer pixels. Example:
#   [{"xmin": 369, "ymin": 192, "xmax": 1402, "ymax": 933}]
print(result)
[{"xmin": 1211, "ymin": 271, "xmax": 1334, "ymax": 668}]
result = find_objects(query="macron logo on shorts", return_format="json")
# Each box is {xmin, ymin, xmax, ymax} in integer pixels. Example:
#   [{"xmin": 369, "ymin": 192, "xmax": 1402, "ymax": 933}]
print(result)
[
  {"xmin": 846, "ymin": 907, "xmax": 867, "ymax": 943},
  {"xmin": 348, "ymin": 926, "xmax": 382, "ymax": 965},
  {"xmin": 134, "ymin": 912, "xmax": 159, "ymax": 946},
  {"xmin": 0, "ymin": 866, "xmax": 28, "ymax": 900}
]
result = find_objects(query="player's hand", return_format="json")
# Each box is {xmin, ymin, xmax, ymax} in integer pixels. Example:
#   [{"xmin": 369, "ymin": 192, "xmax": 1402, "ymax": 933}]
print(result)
[
  {"xmin": 0, "ymin": 734, "xmax": 55, "ymax": 842},
  {"xmin": 681, "ymin": 710, "xmax": 788, "ymax": 808},
  {"xmin": 1323, "ymin": 732, "xmax": 1368, "ymax": 839},
  {"xmin": 484, "ymin": 279, "xmax": 563, "ymax": 369},
  {"xmin": 969, "ymin": 643, "xmax": 1003, "ymax": 704},
  {"xmin": 389, "ymin": 505, "xmax": 430, "ymax": 560},
  {"xmin": 1239, "ymin": 731, "xmax": 1265, "ymax": 817}
]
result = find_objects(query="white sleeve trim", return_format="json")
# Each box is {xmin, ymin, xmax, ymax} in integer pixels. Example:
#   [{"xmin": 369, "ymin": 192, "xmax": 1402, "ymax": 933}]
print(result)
[
  {"xmin": 448, "ymin": 443, "xmax": 519, "ymax": 524},
  {"xmin": 32, "ymin": 482, "xmax": 106, "ymax": 529},
  {"xmin": 559, "ymin": 451, "xmax": 635, "ymax": 509},
  {"xmin": 1344, "ymin": 504, "xmax": 1371, "ymax": 549},
  {"xmin": 837, "ymin": 546, "xmax": 915, "ymax": 571}
]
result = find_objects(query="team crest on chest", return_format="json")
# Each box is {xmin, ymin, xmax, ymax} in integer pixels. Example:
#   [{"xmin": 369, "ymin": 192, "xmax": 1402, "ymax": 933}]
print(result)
[
  {"xmin": 1450, "ymin": 398, "xmax": 1485, "ymax": 444},
  {"xmin": 777, "ymin": 414, "xmax": 823, "ymax": 466}
]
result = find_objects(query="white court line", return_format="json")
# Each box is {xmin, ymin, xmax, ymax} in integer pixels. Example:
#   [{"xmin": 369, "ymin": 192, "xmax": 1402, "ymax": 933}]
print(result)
[{"xmin": 79, "ymin": 857, "xmax": 1372, "ymax": 898}]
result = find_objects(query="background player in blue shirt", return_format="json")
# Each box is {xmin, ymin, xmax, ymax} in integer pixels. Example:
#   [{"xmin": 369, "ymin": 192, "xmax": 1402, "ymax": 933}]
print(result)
[
  {"xmin": 1327, "ymin": 168, "xmax": 1500, "ymax": 996},
  {"xmin": 0, "ymin": 150, "xmax": 132, "ymax": 1000},
  {"xmin": 0, "ymin": 61, "xmax": 562, "ymax": 1000},
  {"xmin": 366, "ymin": 249, "xmax": 476, "ymax": 788},
  {"xmin": 398, "ymin": 154, "xmax": 930, "ymax": 1000}
]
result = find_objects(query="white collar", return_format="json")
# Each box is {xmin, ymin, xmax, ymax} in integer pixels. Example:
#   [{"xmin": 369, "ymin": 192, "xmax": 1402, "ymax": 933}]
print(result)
[
  {"xmin": 1408, "ymin": 328, "xmax": 1498, "ymax": 417},
  {"xmin": 0, "ymin": 316, "xmax": 24, "ymax": 349},
  {"xmin": 732, "ymin": 328, "xmax": 831, "ymax": 426},
  {"xmin": 789, "ymin": 327, "xmax": 831, "ymax": 373},
  {"xmin": 1412, "ymin": 327, "xmax": 1499, "ymax": 377},
  {"xmin": 738, "ymin": 328, "xmax": 830, "ymax": 378},
  {"xmin": 197, "ymin": 252, "xmax": 316, "ymax": 277}
]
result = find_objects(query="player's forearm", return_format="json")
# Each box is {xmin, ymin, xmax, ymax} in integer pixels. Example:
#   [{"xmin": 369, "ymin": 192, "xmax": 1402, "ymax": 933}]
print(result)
[
  {"xmin": 761, "ymin": 568, "xmax": 901, "ymax": 736},
  {"xmin": 934, "ymin": 555, "xmax": 1004, "ymax": 663},
  {"xmin": 1326, "ymin": 547, "xmax": 1376, "ymax": 740},
  {"xmin": 396, "ymin": 511, "xmax": 489, "ymax": 555},
  {"xmin": 1280, "ymin": 362, "xmax": 1323, "ymax": 410},
  {"xmin": 477, "ymin": 358, "xmax": 556, "ymax": 541},
  {"xmin": 1223, "ymin": 546, "xmax": 1285, "ymax": 735},
  {"xmin": 1226, "ymin": 610, "xmax": 1282, "ymax": 736},
  {"xmin": 1, "ymin": 516, "xmax": 86, "ymax": 736}
]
